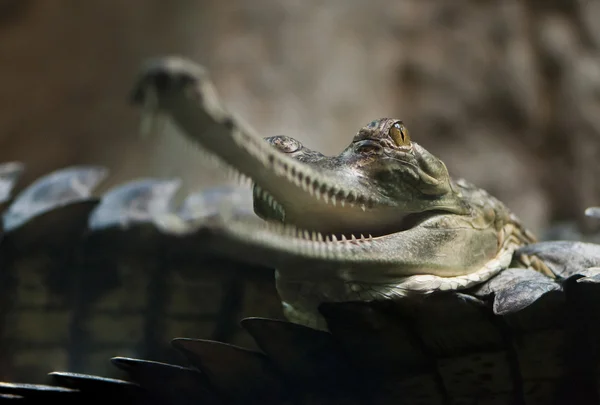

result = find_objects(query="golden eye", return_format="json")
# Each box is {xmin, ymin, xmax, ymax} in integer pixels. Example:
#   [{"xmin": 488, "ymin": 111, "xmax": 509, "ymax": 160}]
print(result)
[{"xmin": 389, "ymin": 121, "xmax": 410, "ymax": 146}]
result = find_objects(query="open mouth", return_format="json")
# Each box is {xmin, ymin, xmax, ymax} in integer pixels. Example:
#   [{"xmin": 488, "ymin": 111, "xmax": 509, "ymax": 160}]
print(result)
[
  {"xmin": 252, "ymin": 181, "xmax": 447, "ymax": 244},
  {"xmin": 129, "ymin": 58, "xmax": 519, "ymax": 290},
  {"xmin": 130, "ymin": 57, "xmax": 466, "ymax": 258}
]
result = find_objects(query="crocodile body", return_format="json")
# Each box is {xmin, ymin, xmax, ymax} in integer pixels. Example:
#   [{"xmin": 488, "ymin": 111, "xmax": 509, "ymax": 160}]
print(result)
[
  {"xmin": 132, "ymin": 57, "xmax": 546, "ymax": 329},
  {"xmin": 2, "ymin": 57, "xmax": 600, "ymax": 404}
]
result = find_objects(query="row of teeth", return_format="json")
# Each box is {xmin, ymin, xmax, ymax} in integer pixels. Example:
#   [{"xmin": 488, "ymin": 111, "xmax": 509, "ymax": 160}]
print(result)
[
  {"xmin": 266, "ymin": 154, "xmax": 373, "ymax": 211},
  {"xmin": 262, "ymin": 220, "xmax": 374, "ymax": 244},
  {"xmin": 254, "ymin": 186, "xmax": 286, "ymax": 219},
  {"xmin": 221, "ymin": 107, "xmax": 378, "ymax": 211}
]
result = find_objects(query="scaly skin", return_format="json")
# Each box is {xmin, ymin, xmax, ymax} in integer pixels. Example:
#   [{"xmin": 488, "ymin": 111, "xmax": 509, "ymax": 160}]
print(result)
[{"xmin": 131, "ymin": 57, "xmax": 541, "ymax": 329}]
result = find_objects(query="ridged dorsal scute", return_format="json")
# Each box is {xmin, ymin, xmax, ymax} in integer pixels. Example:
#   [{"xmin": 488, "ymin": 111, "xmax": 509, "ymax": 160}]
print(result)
[
  {"xmin": 319, "ymin": 300, "xmax": 446, "ymax": 404},
  {"xmin": 88, "ymin": 179, "xmax": 180, "ymax": 231},
  {"xmin": 180, "ymin": 186, "xmax": 254, "ymax": 220},
  {"xmin": 319, "ymin": 301, "xmax": 431, "ymax": 371},
  {"xmin": 1, "ymin": 167, "xmax": 106, "ymax": 252},
  {"xmin": 241, "ymin": 318, "xmax": 354, "ymax": 389},
  {"xmin": 172, "ymin": 338, "xmax": 289, "ymax": 404},
  {"xmin": 3, "ymin": 166, "xmax": 106, "ymax": 232},
  {"xmin": 49, "ymin": 372, "xmax": 146, "ymax": 403},
  {"xmin": 473, "ymin": 267, "xmax": 563, "ymax": 316},
  {"xmin": 320, "ymin": 297, "xmax": 522, "ymax": 403},
  {"xmin": 0, "ymin": 381, "xmax": 80, "ymax": 403},
  {"xmin": 517, "ymin": 241, "xmax": 600, "ymax": 279},
  {"xmin": 111, "ymin": 357, "xmax": 222, "ymax": 405}
]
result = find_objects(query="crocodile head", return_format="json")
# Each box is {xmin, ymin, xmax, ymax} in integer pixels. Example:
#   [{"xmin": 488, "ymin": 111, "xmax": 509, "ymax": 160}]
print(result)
[
  {"xmin": 252, "ymin": 118, "xmax": 469, "ymax": 239},
  {"xmin": 132, "ymin": 58, "xmax": 538, "ymax": 328},
  {"xmin": 131, "ymin": 59, "xmax": 471, "ymax": 242}
]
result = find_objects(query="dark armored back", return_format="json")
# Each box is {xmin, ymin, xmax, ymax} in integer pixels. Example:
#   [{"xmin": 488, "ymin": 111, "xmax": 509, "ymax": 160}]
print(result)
[{"xmin": 0, "ymin": 163, "xmax": 284, "ymax": 382}]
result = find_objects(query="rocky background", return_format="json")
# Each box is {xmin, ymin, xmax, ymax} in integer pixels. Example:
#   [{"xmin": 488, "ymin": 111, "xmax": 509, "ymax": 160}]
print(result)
[
  {"xmin": 1, "ymin": 0, "xmax": 600, "ymax": 382},
  {"xmin": 1, "ymin": 0, "xmax": 600, "ymax": 234}
]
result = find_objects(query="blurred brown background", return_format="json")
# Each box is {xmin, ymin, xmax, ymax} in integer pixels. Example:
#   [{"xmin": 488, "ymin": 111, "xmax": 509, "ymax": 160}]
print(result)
[
  {"xmin": 1, "ymin": 0, "xmax": 600, "ymax": 382},
  {"xmin": 1, "ymin": 0, "xmax": 600, "ymax": 234}
]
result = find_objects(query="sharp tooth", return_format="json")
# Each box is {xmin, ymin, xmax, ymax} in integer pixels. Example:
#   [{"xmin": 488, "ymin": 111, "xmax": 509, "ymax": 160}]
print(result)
[
  {"xmin": 303, "ymin": 230, "xmax": 310, "ymax": 239},
  {"xmin": 368, "ymin": 234, "xmax": 373, "ymax": 239},
  {"xmin": 331, "ymin": 234, "xmax": 338, "ymax": 242},
  {"xmin": 351, "ymin": 234, "xmax": 357, "ymax": 241},
  {"xmin": 317, "ymin": 232, "xmax": 324, "ymax": 242},
  {"xmin": 341, "ymin": 234, "xmax": 347, "ymax": 242},
  {"xmin": 300, "ymin": 180, "xmax": 308, "ymax": 192},
  {"xmin": 360, "ymin": 234, "xmax": 365, "ymax": 240},
  {"xmin": 331, "ymin": 195, "xmax": 337, "ymax": 206},
  {"xmin": 275, "ymin": 163, "xmax": 284, "ymax": 176}
]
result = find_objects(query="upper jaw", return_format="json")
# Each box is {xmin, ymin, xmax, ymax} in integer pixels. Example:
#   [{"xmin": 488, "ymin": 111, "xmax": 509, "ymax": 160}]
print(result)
[
  {"xmin": 250, "ymin": 150, "xmax": 454, "ymax": 238},
  {"xmin": 252, "ymin": 162, "xmax": 397, "ymax": 236},
  {"xmin": 253, "ymin": 138, "xmax": 467, "ymax": 237},
  {"xmin": 129, "ymin": 58, "xmax": 459, "ymax": 237}
]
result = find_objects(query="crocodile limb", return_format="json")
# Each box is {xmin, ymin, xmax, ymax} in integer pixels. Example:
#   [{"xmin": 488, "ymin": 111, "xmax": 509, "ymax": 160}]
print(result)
[{"xmin": 131, "ymin": 57, "xmax": 541, "ymax": 329}]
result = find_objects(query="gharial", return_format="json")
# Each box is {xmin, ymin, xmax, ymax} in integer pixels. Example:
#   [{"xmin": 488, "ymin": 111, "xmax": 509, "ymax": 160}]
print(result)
[
  {"xmin": 2, "ymin": 56, "xmax": 600, "ymax": 405},
  {"xmin": 133, "ymin": 58, "xmax": 553, "ymax": 331}
]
